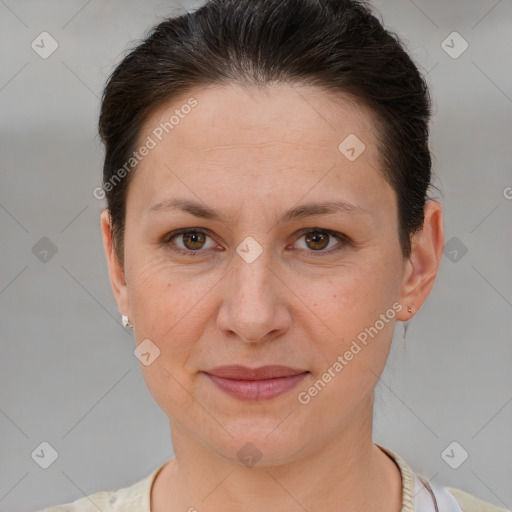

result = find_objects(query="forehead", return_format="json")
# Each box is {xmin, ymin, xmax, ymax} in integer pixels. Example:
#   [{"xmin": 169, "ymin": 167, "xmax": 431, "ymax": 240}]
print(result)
[
  {"xmin": 127, "ymin": 82, "xmax": 390, "ymax": 217},
  {"xmin": 144, "ymin": 82, "xmax": 379, "ymax": 154}
]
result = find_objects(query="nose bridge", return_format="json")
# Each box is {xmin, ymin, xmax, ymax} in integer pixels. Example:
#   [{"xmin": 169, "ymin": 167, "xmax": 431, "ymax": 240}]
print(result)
[
  {"xmin": 219, "ymin": 239, "xmax": 287, "ymax": 342},
  {"xmin": 233, "ymin": 240, "xmax": 274, "ymax": 313}
]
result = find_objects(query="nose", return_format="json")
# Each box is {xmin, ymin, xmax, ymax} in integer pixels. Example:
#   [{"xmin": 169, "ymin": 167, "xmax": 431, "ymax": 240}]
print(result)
[{"xmin": 216, "ymin": 249, "xmax": 292, "ymax": 344}]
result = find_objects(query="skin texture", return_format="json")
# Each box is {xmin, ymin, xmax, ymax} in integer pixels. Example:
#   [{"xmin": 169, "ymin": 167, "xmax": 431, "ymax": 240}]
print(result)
[{"xmin": 100, "ymin": 82, "xmax": 444, "ymax": 512}]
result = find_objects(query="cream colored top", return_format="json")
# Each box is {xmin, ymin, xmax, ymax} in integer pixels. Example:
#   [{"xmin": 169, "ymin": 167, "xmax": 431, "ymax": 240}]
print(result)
[{"xmin": 37, "ymin": 445, "xmax": 509, "ymax": 512}]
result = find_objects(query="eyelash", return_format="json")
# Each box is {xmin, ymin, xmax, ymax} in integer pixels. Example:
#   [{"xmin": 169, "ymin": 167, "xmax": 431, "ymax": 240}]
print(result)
[{"xmin": 162, "ymin": 228, "xmax": 349, "ymax": 257}]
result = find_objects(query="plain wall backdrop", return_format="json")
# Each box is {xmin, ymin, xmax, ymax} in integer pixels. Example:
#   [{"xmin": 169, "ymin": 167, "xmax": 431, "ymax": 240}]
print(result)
[{"xmin": 1, "ymin": 0, "xmax": 511, "ymax": 510}]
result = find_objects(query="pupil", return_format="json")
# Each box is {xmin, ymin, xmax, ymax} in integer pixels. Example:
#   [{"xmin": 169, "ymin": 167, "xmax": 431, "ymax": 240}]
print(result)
[
  {"xmin": 307, "ymin": 231, "xmax": 328, "ymax": 250},
  {"xmin": 185, "ymin": 232, "xmax": 204, "ymax": 249}
]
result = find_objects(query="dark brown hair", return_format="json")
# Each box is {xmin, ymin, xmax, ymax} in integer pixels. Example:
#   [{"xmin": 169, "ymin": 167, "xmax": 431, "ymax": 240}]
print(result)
[{"xmin": 99, "ymin": 0, "xmax": 435, "ymax": 262}]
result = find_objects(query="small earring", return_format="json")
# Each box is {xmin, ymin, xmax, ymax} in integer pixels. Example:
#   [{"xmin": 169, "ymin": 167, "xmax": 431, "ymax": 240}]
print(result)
[
  {"xmin": 121, "ymin": 314, "xmax": 133, "ymax": 328},
  {"xmin": 407, "ymin": 307, "xmax": 413, "ymax": 314}
]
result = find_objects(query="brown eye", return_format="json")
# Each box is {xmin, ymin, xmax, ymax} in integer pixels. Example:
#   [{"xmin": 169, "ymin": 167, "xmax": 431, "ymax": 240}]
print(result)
[
  {"xmin": 304, "ymin": 231, "xmax": 330, "ymax": 251},
  {"xmin": 293, "ymin": 228, "xmax": 347, "ymax": 254},
  {"xmin": 181, "ymin": 231, "xmax": 206, "ymax": 250},
  {"xmin": 165, "ymin": 229, "xmax": 217, "ymax": 255}
]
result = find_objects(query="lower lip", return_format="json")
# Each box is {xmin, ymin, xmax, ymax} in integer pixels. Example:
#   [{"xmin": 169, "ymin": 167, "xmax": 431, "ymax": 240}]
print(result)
[{"xmin": 204, "ymin": 372, "xmax": 309, "ymax": 401}]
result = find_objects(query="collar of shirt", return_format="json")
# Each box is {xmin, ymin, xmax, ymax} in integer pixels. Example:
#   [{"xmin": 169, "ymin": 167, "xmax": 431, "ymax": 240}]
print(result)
[{"xmin": 378, "ymin": 444, "xmax": 463, "ymax": 512}]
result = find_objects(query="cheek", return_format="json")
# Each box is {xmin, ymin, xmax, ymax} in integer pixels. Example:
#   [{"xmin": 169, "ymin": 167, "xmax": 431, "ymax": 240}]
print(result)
[
  {"xmin": 139, "ymin": 361, "xmax": 201, "ymax": 430},
  {"xmin": 302, "ymin": 261, "xmax": 392, "ymax": 333},
  {"xmin": 130, "ymin": 260, "xmax": 206, "ymax": 418},
  {"xmin": 128, "ymin": 257, "xmax": 217, "ymax": 363},
  {"xmin": 301, "ymin": 254, "xmax": 401, "ymax": 369}
]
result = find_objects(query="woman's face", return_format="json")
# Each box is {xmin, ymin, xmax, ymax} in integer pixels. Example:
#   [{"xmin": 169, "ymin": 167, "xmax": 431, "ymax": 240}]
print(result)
[{"xmin": 101, "ymin": 83, "xmax": 435, "ymax": 465}]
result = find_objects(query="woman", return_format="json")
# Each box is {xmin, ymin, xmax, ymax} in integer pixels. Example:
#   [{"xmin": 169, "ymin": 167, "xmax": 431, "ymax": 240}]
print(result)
[{"xmin": 38, "ymin": 0, "xmax": 507, "ymax": 511}]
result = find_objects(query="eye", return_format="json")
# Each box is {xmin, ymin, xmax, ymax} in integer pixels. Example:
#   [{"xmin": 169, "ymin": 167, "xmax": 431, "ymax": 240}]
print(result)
[
  {"xmin": 165, "ymin": 228, "xmax": 218, "ymax": 255},
  {"xmin": 292, "ymin": 228, "xmax": 348, "ymax": 254},
  {"xmin": 163, "ymin": 227, "xmax": 348, "ymax": 256}
]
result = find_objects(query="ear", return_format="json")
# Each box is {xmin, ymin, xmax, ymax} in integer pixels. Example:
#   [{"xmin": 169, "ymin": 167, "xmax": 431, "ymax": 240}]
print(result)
[
  {"xmin": 100, "ymin": 209, "xmax": 131, "ymax": 320},
  {"xmin": 396, "ymin": 200, "xmax": 444, "ymax": 321}
]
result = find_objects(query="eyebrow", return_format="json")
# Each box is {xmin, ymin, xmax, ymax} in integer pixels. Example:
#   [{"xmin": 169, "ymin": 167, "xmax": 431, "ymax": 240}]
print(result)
[{"xmin": 146, "ymin": 198, "xmax": 370, "ymax": 224}]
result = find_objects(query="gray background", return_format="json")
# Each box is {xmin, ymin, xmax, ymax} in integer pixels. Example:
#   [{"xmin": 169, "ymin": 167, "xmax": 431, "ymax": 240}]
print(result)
[{"xmin": 1, "ymin": 0, "xmax": 511, "ymax": 510}]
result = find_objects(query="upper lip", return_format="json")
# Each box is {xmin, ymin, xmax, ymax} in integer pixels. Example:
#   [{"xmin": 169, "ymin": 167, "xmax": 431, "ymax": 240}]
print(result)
[{"xmin": 205, "ymin": 365, "xmax": 308, "ymax": 380}]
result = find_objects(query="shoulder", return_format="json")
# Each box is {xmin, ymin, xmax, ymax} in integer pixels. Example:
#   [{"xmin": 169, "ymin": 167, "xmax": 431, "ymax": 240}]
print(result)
[
  {"xmin": 36, "ymin": 488, "xmax": 118, "ymax": 512},
  {"xmin": 375, "ymin": 444, "xmax": 509, "ymax": 512},
  {"xmin": 447, "ymin": 486, "xmax": 511, "ymax": 512},
  {"xmin": 35, "ymin": 465, "xmax": 163, "ymax": 512}
]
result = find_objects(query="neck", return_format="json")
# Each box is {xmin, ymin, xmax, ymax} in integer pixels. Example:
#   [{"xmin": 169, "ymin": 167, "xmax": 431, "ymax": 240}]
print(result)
[{"xmin": 151, "ymin": 395, "xmax": 402, "ymax": 512}]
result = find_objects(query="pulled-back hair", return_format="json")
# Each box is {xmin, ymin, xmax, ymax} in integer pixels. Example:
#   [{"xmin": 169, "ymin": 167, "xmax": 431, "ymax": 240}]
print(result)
[{"xmin": 99, "ymin": 0, "xmax": 434, "ymax": 261}]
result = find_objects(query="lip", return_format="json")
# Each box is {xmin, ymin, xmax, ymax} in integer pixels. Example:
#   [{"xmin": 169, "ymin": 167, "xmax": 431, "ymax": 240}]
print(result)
[{"xmin": 203, "ymin": 365, "xmax": 309, "ymax": 401}]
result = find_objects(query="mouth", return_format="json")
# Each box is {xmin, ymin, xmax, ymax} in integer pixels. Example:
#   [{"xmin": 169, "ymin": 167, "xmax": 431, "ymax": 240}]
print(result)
[{"xmin": 202, "ymin": 365, "xmax": 309, "ymax": 401}]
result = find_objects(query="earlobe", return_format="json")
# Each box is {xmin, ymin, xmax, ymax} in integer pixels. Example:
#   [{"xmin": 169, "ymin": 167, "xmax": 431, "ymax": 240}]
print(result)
[
  {"xmin": 100, "ymin": 209, "xmax": 131, "ymax": 319},
  {"xmin": 396, "ymin": 200, "xmax": 444, "ymax": 322}
]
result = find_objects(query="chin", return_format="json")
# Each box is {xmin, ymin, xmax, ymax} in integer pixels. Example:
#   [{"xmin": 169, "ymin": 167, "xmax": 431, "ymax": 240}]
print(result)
[{"xmin": 207, "ymin": 418, "xmax": 310, "ymax": 468}]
